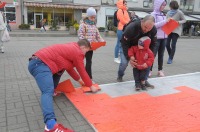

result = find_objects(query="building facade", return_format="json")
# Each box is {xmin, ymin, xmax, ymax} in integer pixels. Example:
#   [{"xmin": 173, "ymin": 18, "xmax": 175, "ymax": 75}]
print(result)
[{"xmin": 1, "ymin": 0, "xmax": 200, "ymax": 30}]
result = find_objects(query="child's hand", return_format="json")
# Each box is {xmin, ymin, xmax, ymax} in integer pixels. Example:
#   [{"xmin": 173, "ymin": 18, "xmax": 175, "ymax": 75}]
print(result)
[
  {"xmin": 142, "ymin": 63, "xmax": 148, "ymax": 68},
  {"xmin": 130, "ymin": 59, "xmax": 137, "ymax": 68}
]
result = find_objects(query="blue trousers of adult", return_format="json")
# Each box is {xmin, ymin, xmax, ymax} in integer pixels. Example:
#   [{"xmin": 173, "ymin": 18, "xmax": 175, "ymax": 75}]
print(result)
[
  {"xmin": 28, "ymin": 58, "xmax": 62, "ymax": 123},
  {"xmin": 114, "ymin": 30, "xmax": 123, "ymax": 58},
  {"xmin": 118, "ymin": 47, "xmax": 128, "ymax": 77},
  {"xmin": 166, "ymin": 33, "xmax": 179, "ymax": 60},
  {"xmin": 151, "ymin": 38, "xmax": 167, "ymax": 71}
]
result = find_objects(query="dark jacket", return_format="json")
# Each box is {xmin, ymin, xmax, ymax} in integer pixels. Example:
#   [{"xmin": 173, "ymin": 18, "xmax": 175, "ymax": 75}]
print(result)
[{"xmin": 120, "ymin": 20, "xmax": 157, "ymax": 59}]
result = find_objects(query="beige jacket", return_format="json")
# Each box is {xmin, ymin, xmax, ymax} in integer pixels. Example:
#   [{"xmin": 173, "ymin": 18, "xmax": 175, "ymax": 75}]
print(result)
[{"xmin": 166, "ymin": 10, "xmax": 186, "ymax": 36}]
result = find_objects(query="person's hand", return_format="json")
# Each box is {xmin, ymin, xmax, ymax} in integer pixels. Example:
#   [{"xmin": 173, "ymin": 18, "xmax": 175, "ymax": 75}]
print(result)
[
  {"xmin": 90, "ymin": 85, "xmax": 98, "ymax": 93},
  {"xmin": 130, "ymin": 59, "xmax": 137, "ymax": 68},
  {"xmin": 142, "ymin": 63, "xmax": 148, "ymax": 68},
  {"xmin": 130, "ymin": 56, "xmax": 135, "ymax": 61},
  {"xmin": 166, "ymin": 17, "xmax": 171, "ymax": 22},
  {"xmin": 78, "ymin": 79, "xmax": 85, "ymax": 86}
]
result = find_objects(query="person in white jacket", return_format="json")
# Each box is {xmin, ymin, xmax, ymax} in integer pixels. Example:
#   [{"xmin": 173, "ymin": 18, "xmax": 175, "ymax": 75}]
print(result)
[{"xmin": 0, "ymin": 1, "xmax": 6, "ymax": 53}]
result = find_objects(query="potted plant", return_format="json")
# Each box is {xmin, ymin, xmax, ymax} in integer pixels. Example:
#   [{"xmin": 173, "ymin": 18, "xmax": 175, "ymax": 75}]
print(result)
[
  {"xmin": 49, "ymin": 19, "xmax": 60, "ymax": 31},
  {"xmin": 105, "ymin": 20, "xmax": 117, "ymax": 36},
  {"xmin": 98, "ymin": 27, "xmax": 105, "ymax": 32},
  {"xmin": 69, "ymin": 20, "xmax": 79, "ymax": 35},
  {"xmin": 66, "ymin": 20, "xmax": 73, "ymax": 31}
]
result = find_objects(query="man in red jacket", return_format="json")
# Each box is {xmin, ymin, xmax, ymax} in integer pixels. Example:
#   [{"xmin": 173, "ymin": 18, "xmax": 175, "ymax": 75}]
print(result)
[{"xmin": 28, "ymin": 39, "xmax": 98, "ymax": 132}]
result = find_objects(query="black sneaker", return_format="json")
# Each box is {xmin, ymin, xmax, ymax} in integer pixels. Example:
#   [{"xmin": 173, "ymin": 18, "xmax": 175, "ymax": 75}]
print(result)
[
  {"xmin": 141, "ymin": 84, "xmax": 147, "ymax": 91},
  {"xmin": 117, "ymin": 76, "xmax": 123, "ymax": 82},
  {"xmin": 135, "ymin": 83, "xmax": 141, "ymax": 91},
  {"xmin": 145, "ymin": 81, "xmax": 154, "ymax": 89}
]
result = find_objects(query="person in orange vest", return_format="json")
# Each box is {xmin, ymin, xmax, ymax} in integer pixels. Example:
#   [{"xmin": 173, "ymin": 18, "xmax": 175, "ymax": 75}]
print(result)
[{"xmin": 114, "ymin": 0, "xmax": 130, "ymax": 64}]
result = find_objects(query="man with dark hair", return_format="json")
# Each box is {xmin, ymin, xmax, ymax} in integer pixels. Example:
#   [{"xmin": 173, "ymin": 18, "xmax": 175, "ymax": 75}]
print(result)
[
  {"xmin": 117, "ymin": 15, "xmax": 157, "ymax": 88},
  {"xmin": 28, "ymin": 39, "xmax": 98, "ymax": 132}
]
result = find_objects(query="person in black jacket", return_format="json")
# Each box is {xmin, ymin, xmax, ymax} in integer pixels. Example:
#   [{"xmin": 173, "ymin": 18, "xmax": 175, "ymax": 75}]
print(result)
[{"xmin": 117, "ymin": 15, "xmax": 157, "ymax": 88}]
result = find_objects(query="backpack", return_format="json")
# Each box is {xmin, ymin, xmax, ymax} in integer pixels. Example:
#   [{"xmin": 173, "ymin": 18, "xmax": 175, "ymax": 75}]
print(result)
[
  {"xmin": 113, "ymin": 9, "xmax": 124, "ymax": 27},
  {"xmin": 122, "ymin": 17, "xmax": 140, "ymax": 32}
]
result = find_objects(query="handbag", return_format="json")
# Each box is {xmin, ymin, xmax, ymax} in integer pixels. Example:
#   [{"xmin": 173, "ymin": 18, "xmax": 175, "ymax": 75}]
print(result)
[{"xmin": 2, "ymin": 29, "xmax": 10, "ymax": 42}]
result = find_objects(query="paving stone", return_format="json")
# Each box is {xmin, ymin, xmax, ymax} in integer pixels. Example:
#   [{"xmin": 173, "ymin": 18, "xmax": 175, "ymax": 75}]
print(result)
[{"xmin": 1, "ymin": 36, "xmax": 200, "ymax": 132}]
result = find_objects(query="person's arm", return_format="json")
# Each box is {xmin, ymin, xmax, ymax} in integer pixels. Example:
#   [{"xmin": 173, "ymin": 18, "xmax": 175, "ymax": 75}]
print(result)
[
  {"xmin": 73, "ymin": 54, "xmax": 93, "ymax": 87},
  {"xmin": 117, "ymin": 10, "xmax": 129, "ymax": 25},
  {"xmin": 151, "ymin": 13, "xmax": 168, "ymax": 28},
  {"xmin": 177, "ymin": 11, "xmax": 186, "ymax": 24},
  {"xmin": 67, "ymin": 68, "xmax": 80, "ymax": 81},
  {"xmin": 128, "ymin": 47, "xmax": 137, "ymax": 68},
  {"xmin": 96, "ymin": 26, "xmax": 104, "ymax": 42},
  {"xmin": 145, "ymin": 50, "xmax": 155, "ymax": 67},
  {"xmin": 78, "ymin": 23, "xmax": 86, "ymax": 40}
]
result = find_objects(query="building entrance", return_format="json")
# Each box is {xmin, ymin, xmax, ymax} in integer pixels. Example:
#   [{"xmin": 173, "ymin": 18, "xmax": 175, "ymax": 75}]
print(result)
[{"xmin": 34, "ymin": 13, "xmax": 43, "ymax": 28}]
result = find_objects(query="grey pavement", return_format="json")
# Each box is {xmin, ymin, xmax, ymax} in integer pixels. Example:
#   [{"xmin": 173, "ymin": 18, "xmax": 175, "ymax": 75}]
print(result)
[{"xmin": 0, "ymin": 31, "xmax": 200, "ymax": 132}]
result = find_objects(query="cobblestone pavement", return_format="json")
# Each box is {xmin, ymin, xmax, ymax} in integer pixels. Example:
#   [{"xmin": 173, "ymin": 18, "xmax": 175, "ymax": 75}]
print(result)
[{"xmin": 0, "ymin": 35, "xmax": 200, "ymax": 132}]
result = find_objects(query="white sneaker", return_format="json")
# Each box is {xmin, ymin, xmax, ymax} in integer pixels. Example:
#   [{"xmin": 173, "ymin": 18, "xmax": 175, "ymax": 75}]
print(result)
[
  {"xmin": 158, "ymin": 71, "xmax": 165, "ymax": 77},
  {"xmin": 114, "ymin": 58, "xmax": 120, "ymax": 63},
  {"xmin": 1, "ymin": 46, "xmax": 4, "ymax": 53}
]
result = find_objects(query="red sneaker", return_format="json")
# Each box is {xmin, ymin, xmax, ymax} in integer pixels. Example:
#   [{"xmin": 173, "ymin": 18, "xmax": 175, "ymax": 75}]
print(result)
[{"xmin": 44, "ymin": 124, "xmax": 74, "ymax": 132}]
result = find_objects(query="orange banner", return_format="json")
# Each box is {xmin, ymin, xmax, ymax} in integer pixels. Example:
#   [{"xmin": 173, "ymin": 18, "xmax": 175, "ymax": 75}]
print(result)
[
  {"xmin": 91, "ymin": 42, "xmax": 106, "ymax": 50},
  {"xmin": 162, "ymin": 19, "xmax": 179, "ymax": 35}
]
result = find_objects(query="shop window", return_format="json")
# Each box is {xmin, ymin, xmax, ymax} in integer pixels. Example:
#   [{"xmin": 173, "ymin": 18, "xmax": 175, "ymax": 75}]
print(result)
[
  {"xmin": 27, "ymin": 7, "xmax": 34, "ymax": 25},
  {"xmin": 54, "ymin": 8, "xmax": 64, "ymax": 26},
  {"xmin": 143, "ymin": 0, "xmax": 153, "ymax": 8},
  {"xmin": 4, "ymin": 4, "xmax": 16, "ymax": 23},
  {"xmin": 102, "ymin": 0, "xmax": 114, "ymax": 5},
  {"xmin": 43, "ymin": 8, "xmax": 53, "ymax": 26}
]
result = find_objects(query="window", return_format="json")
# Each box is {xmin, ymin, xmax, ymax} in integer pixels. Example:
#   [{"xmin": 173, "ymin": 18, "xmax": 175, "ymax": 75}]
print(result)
[
  {"xmin": 101, "ymin": 0, "xmax": 114, "ymax": 5},
  {"xmin": 27, "ymin": 7, "xmax": 34, "ymax": 25},
  {"xmin": 4, "ymin": 4, "xmax": 16, "ymax": 22},
  {"xmin": 127, "ymin": 0, "xmax": 138, "ymax": 2},
  {"xmin": 143, "ymin": 0, "xmax": 153, "ymax": 8}
]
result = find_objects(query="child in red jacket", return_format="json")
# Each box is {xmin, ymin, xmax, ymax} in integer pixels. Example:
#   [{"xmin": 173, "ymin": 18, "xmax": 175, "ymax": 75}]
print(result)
[{"xmin": 128, "ymin": 36, "xmax": 154, "ymax": 91}]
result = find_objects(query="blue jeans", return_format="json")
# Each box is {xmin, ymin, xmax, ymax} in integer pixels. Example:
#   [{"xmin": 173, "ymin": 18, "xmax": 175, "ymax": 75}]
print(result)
[
  {"xmin": 114, "ymin": 30, "xmax": 123, "ymax": 58},
  {"xmin": 151, "ymin": 39, "xmax": 167, "ymax": 71},
  {"xmin": 28, "ymin": 59, "xmax": 62, "ymax": 123},
  {"xmin": 166, "ymin": 33, "xmax": 179, "ymax": 60},
  {"xmin": 118, "ymin": 48, "xmax": 128, "ymax": 77}
]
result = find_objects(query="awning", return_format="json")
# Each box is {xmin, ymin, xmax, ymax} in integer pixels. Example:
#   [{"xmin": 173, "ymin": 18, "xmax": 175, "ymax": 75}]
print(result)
[
  {"xmin": 24, "ymin": 2, "xmax": 100, "ymax": 10},
  {"xmin": 134, "ymin": 11, "xmax": 150, "ymax": 18},
  {"xmin": 184, "ymin": 15, "xmax": 200, "ymax": 21},
  {"xmin": 190, "ymin": 15, "xmax": 200, "ymax": 20}
]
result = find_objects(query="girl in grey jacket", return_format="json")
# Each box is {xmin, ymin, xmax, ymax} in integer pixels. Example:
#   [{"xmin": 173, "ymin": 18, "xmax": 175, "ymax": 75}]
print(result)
[{"xmin": 166, "ymin": 1, "xmax": 186, "ymax": 64}]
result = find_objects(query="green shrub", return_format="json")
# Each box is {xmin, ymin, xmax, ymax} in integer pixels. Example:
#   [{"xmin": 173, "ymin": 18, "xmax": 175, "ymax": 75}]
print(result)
[
  {"xmin": 107, "ymin": 20, "xmax": 117, "ymax": 33},
  {"xmin": 49, "ymin": 19, "xmax": 60, "ymax": 31},
  {"xmin": 98, "ymin": 27, "xmax": 105, "ymax": 32},
  {"xmin": 73, "ymin": 23, "xmax": 79, "ymax": 31},
  {"xmin": 18, "ymin": 24, "xmax": 30, "ymax": 30}
]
